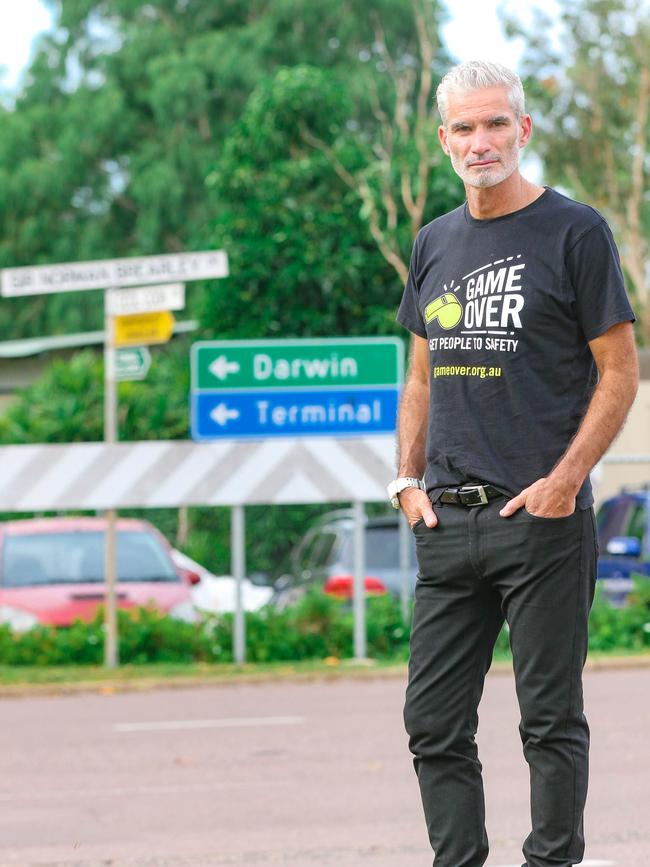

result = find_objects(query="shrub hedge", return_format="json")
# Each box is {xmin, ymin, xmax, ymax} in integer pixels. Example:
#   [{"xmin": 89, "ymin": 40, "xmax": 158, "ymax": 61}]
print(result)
[{"xmin": 0, "ymin": 578, "xmax": 648, "ymax": 666}]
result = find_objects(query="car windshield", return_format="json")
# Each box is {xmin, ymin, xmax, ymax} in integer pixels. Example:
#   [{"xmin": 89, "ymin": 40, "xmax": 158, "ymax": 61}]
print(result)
[
  {"xmin": 1, "ymin": 531, "xmax": 178, "ymax": 587},
  {"xmin": 597, "ymin": 498, "xmax": 647, "ymax": 550},
  {"xmin": 340, "ymin": 524, "xmax": 416, "ymax": 571}
]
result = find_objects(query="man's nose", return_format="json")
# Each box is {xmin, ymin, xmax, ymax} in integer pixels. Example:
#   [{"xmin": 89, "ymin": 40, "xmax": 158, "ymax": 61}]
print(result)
[{"xmin": 470, "ymin": 129, "xmax": 492, "ymax": 155}]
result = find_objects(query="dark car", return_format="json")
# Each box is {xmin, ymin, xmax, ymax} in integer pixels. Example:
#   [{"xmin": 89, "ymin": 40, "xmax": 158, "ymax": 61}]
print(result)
[
  {"xmin": 595, "ymin": 488, "xmax": 650, "ymax": 605},
  {"xmin": 276, "ymin": 490, "xmax": 650, "ymax": 608},
  {"xmin": 273, "ymin": 509, "xmax": 416, "ymax": 605}
]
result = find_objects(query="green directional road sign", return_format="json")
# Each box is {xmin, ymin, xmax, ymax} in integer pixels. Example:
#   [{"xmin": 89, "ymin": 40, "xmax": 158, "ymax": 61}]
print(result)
[
  {"xmin": 115, "ymin": 346, "xmax": 151, "ymax": 381},
  {"xmin": 190, "ymin": 337, "xmax": 405, "ymax": 440},
  {"xmin": 191, "ymin": 338, "xmax": 404, "ymax": 391}
]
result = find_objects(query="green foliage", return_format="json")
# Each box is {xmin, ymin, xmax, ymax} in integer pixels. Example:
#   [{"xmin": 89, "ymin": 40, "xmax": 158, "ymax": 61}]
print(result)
[
  {"xmin": 360, "ymin": 592, "xmax": 411, "ymax": 658},
  {"xmin": 241, "ymin": 591, "xmax": 353, "ymax": 662},
  {"xmin": 588, "ymin": 577, "xmax": 650, "ymax": 652},
  {"xmin": 0, "ymin": 350, "xmax": 104, "ymax": 443},
  {"xmin": 0, "ymin": 592, "xmax": 411, "ymax": 665},
  {"xmin": 0, "ymin": 341, "xmax": 191, "ymax": 444},
  {"xmin": 1, "ymin": 0, "xmax": 456, "ymax": 341},
  {"xmin": 212, "ymin": 591, "xmax": 410, "ymax": 664},
  {"xmin": 507, "ymin": 0, "xmax": 649, "ymax": 340},
  {"xmin": 0, "ymin": 618, "xmax": 104, "ymax": 666},
  {"xmin": 117, "ymin": 339, "xmax": 191, "ymax": 440},
  {"xmin": 115, "ymin": 606, "xmax": 214, "ymax": 664},
  {"xmin": 0, "ymin": 607, "xmax": 212, "ymax": 666},
  {"xmin": 199, "ymin": 62, "xmax": 462, "ymax": 339},
  {"xmin": 2, "ymin": 581, "xmax": 649, "ymax": 666}
]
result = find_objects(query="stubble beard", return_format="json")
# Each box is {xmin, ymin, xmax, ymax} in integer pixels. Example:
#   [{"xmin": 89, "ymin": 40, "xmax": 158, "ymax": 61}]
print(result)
[{"xmin": 451, "ymin": 144, "xmax": 520, "ymax": 189}]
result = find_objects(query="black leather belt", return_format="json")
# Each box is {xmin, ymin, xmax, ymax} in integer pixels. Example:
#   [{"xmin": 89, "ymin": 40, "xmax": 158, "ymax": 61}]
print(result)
[{"xmin": 440, "ymin": 483, "xmax": 504, "ymax": 507}]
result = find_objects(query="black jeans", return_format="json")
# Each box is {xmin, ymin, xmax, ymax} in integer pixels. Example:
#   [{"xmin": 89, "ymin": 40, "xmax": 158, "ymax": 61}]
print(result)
[{"xmin": 404, "ymin": 498, "xmax": 597, "ymax": 867}]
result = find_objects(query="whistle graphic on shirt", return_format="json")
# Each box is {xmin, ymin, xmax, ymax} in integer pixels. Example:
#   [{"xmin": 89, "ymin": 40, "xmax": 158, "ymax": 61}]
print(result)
[{"xmin": 424, "ymin": 293, "xmax": 463, "ymax": 329}]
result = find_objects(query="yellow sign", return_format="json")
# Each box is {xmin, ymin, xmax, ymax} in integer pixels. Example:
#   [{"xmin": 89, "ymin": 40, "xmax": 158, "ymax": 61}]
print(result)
[{"xmin": 114, "ymin": 311, "xmax": 175, "ymax": 347}]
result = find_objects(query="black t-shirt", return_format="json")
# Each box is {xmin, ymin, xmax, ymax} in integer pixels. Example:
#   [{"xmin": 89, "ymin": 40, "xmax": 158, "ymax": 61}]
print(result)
[{"xmin": 397, "ymin": 187, "xmax": 635, "ymax": 509}]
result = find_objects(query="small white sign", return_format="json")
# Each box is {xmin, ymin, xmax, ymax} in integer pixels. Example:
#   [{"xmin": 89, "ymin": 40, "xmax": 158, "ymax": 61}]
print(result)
[
  {"xmin": 106, "ymin": 283, "xmax": 185, "ymax": 316},
  {"xmin": 1, "ymin": 250, "xmax": 228, "ymax": 297}
]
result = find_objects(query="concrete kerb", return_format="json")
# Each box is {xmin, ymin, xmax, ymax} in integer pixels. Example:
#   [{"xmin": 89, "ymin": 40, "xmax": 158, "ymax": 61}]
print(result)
[{"xmin": 0, "ymin": 652, "xmax": 649, "ymax": 698}]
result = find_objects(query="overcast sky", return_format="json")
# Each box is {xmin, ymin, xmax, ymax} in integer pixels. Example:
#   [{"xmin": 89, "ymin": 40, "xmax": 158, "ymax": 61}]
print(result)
[
  {"xmin": 0, "ymin": 0, "xmax": 53, "ymax": 91},
  {"xmin": 0, "ymin": 0, "xmax": 546, "ymax": 93}
]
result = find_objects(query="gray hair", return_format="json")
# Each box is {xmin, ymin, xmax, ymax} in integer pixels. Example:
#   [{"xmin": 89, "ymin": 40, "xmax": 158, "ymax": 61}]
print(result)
[{"xmin": 436, "ymin": 61, "xmax": 525, "ymax": 125}]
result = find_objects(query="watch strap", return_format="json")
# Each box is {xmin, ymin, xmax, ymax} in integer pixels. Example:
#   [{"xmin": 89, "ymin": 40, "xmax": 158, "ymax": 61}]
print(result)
[{"xmin": 387, "ymin": 477, "xmax": 425, "ymax": 509}]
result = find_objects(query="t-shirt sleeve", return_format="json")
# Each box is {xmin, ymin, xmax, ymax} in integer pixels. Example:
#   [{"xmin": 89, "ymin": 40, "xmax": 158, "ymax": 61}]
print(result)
[
  {"xmin": 396, "ymin": 235, "xmax": 427, "ymax": 338},
  {"xmin": 565, "ymin": 219, "xmax": 636, "ymax": 341}
]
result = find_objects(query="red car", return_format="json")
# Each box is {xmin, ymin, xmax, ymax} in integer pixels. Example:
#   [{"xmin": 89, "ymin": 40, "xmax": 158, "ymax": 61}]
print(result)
[{"xmin": 0, "ymin": 517, "xmax": 200, "ymax": 631}]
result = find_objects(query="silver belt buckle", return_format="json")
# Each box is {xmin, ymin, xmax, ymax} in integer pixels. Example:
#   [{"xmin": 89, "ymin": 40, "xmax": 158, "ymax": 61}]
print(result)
[{"xmin": 460, "ymin": 484, "xmax": 489, "ymax": 506}]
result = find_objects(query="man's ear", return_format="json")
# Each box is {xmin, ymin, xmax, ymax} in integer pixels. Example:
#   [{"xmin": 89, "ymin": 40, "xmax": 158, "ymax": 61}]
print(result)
[
  {"xmin": 438, "ymin": 125, "xmax": 449, "ymax": 155},
  {"xmin": 518, "ymin": 114, "xmax": 533, "ymax": 149}
]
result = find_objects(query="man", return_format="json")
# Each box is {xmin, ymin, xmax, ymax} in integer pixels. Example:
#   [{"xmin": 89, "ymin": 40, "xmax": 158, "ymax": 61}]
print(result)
[{"xmin": 387, "ymin": 61, "xmax": 638, "ymax": 867}]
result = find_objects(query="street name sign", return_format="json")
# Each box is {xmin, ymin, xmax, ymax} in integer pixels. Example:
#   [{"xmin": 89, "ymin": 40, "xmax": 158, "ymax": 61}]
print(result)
[
  {"xmin": 191, "ymin": 338, "xmax": 404, "ymax": 440},
  {"xmin": 1, "ymin": 250, "xmax": 228, "ymax": 297},
  {"xmin": 114, "ymin": 347, "xmax": 151, "ymax": 381},
  {"xmin": 106, "ymin": 283, "xmax": 185, "ymax": 316},
  {"xmin": 115, "ymin": 311, "xmax": 175, "ymax": 347}
]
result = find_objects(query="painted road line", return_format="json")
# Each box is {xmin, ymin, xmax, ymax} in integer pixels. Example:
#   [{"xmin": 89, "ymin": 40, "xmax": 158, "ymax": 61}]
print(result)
[
  {"xmin": 114, "ymin": 715, "xmax": 305, "ymax": 733},
  {"xmin": 0, "ymin": 780, "xmax": 295, "ymax": 802}
]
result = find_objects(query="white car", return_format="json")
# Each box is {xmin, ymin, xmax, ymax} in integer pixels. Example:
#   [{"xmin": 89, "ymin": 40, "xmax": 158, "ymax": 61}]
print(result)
[{"xmin": 171, "ymin": 550, "xmax": 273, "ymax": 615}]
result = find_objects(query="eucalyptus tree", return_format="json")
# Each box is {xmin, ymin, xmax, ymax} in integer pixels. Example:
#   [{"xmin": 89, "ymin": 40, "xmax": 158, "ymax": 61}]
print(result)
[{"xmin": 507, "ymin": 0, "xmax": 649, "ymax": 341}]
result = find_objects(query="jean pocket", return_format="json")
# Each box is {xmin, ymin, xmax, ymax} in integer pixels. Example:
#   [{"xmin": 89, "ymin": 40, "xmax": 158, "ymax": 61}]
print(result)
[{"xmin": 523, "ymin": 507, "xmax": 577, "ymax": 522}]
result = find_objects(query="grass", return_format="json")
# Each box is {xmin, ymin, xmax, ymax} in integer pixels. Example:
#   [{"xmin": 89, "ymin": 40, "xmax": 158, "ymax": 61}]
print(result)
[
  {"xmin": 0, "ymin": 647, "xmax": 649, "ymax": 694},
  {"xmin": 0, "ymin": 656, "xmax": 408, "ymax": 692}
]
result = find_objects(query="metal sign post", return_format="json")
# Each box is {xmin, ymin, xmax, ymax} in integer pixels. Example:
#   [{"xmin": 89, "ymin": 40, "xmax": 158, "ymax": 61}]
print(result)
[
  {"xmin": 101, "ymin": 289, "xmax": 180, "ymax": 668},
  {"xmin": 103, "ymin": 297, "xmax": 119, "ymax": 668},
  {"xmin": 353, "ymin": 500, "xmax": 367, "ymax": 661},
  {"xmin": 231, "ymin": 505, "xmax": 246, "ymax": 664}
]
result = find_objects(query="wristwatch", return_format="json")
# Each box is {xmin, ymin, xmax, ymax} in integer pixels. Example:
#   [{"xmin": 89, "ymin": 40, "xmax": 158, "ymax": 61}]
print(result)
[{"xmin": 387, "ymin": 477, "xmax": 426, "ymax": 509}]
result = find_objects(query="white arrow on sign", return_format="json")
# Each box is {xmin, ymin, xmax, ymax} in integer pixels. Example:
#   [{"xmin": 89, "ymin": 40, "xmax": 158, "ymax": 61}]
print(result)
[
  {"xmin": 209, "ymin": 355, "xmax": 241, "ymax": 380},
  {"xmin": 210, "ymin": 403, "xmax": 240, "ymax": 426}
]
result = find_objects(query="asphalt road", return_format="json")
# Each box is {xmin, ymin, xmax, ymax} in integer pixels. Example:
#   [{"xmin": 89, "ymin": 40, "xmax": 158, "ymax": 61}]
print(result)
[{"xmin": 0, "ymin": 666, "xmax": 647, "ymax": 867}]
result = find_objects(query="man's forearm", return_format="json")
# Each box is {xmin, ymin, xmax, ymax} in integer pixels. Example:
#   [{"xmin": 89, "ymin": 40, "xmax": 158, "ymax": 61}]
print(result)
[
  {"xmin": 549, "ymin": 368, "xmax": 639, "ymax": 494},
  {"xmin": 397, "ymin": 378, "xmax": 429, "ymax": 478}
]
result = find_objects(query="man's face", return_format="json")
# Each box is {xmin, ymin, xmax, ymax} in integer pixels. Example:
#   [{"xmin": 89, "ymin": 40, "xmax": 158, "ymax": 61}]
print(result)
[{"xmin": 438, "ymin": 85, "xmax": 531, "ymax": 189}]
